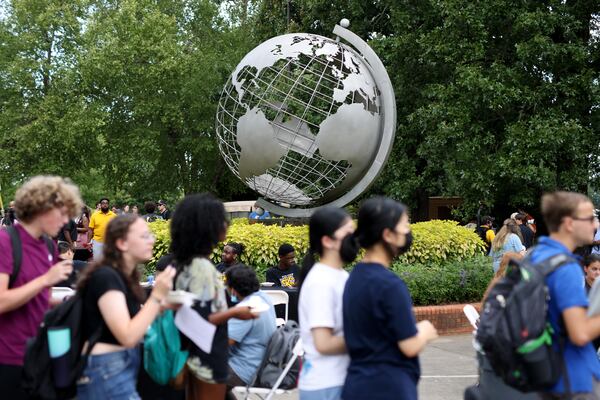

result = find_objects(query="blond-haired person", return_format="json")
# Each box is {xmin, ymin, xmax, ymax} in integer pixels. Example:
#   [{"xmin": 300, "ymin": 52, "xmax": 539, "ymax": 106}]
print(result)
[
  {"xmin": 488, "ymin": 219, "xmax": 526, "ymax": 273},
  {"xmin": 0, "ymin": 176, "xmax": 83, "ymax": 399}
]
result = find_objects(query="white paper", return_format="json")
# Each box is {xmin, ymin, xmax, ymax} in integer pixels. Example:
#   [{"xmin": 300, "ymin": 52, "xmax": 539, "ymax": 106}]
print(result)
[{"xmin": 174, "ymin": 304, "xmax": 216, "ymax": 353}]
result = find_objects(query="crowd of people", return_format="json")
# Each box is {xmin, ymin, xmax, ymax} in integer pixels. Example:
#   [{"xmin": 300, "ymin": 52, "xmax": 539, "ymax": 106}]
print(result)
[{"xmin": 3, "ymin": 175, "xmax": 600, "ymax": 399}]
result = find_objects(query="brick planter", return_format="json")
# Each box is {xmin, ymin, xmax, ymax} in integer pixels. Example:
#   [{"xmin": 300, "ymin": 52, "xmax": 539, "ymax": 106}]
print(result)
[{"xmin": 413, "ymin": 303, "xmax": 481, "ymax": 335}]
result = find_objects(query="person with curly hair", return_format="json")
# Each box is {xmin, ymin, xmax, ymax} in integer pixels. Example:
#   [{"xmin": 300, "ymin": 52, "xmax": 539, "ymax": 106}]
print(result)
[
  {"xmin": 0, "ymin": 176, "xmax": 83, "ymax": 400},
  {"xmin": 170, "ymin": 193, "xmax": 256, "ymax": 400},
  {"xmin": 224, "ymin": 265, "xmax": 275, "ymax": 398}
]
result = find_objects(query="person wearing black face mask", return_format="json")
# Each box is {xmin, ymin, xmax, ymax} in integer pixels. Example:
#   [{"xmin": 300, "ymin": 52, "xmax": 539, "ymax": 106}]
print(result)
[
  {"xmin": 341, "ymin": 197, "xmax": 438, "ymax": 400},
  {"xmin": 297, "ymin": 207, "xmax": 359, "ymax": 399}
]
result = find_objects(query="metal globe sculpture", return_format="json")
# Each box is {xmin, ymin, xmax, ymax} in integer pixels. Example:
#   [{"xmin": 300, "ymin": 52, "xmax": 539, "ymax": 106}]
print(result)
[{"xmin": 216, "ymin": 24, "xmax": 396, "ymax": 217}]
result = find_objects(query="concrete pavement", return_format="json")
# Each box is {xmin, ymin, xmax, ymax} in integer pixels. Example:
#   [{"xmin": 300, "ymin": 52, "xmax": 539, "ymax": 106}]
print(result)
[{"xmin": 234, "ymin": 333, "xmax": 478, "ymax": 400}]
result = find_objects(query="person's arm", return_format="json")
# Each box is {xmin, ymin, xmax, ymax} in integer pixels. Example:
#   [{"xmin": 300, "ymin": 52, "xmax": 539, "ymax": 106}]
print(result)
[
  {"xmin": 0, "ymin": 260, "xmax": 73, "ymax": 314},
  {"xmin": 398, "ymin": 320, "xmax": 438, "ymax": 357},
  {"xmin": 98, "ymin": 267, "xmax": 175, "ymax": 348},
  {"xmin": 88, "ymin": 214, "xmax": 97, "ymax": 243},
  {"xmin": 64, "ymin": 229, "xmax": 74, "ymax": 248},
  {"xmin": 312, "ymin": 327, "xmax": 346, "ymax": 355},
  {"xmin": 208, "ymin": 306, "xmax": 255, "ymax": 325},
  {"xmin": 562, "ymin": 307, "xmax": 600, "ymax": 346}
]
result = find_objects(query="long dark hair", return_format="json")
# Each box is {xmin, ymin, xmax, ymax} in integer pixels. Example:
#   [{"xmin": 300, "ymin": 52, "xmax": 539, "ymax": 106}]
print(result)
[
  {"xmin": 355, "ymin": 197, "xmax": 407, "ymax": 257},
  {"xmin": 299, "ymin": 207, "xmax": 354, "ymax": 289},
  {"xmin": 170, "ymin": 193, "xmax": 227, "ymax": 268},
  {"xmin": 77, "ymin": 214, "xmax": 145, "ymax": 301}
]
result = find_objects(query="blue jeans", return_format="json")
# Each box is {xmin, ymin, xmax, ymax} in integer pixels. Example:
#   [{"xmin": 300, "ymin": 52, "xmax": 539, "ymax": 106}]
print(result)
[
  {"xmin": 76, "ymin": 347, "xmax": 141, "ymax": 400},
  {"xmin": 300, "ymin": 386, "xmax": 343, "ymax": 400}
]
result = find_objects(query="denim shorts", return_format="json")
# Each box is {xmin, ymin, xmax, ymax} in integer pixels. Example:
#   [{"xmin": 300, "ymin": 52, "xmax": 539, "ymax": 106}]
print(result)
[
  {"xmin": 300, "ymin": 386, "xmax": 343, "ymax": 400},
  {"xmin": 76, "ymin": 347, "xmax": 141, "ymax": 400}
]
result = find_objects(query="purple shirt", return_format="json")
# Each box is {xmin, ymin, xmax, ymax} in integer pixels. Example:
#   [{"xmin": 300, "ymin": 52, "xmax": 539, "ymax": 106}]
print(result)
[{"xmin": 0, "ymin": 225, "xmax": 58, "ymax": 365}]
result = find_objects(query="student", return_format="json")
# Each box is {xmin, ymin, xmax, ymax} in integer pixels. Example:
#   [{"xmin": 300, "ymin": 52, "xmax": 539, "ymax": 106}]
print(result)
[
  {"xmin": 224, "ymin": 265, "xmax": 276, "ymax": 398},
  {"xmin": 342, "ymin": 197, "xmax": 438, "ymax": 400},
  {"xmin": 170, "ymin": 193, "xmax": 256, "ymax": 400},
  {"xmin": 298, "ymin": 207, "xmax": 359, "ymax": 400},
  {"xmin": 75, "ymin": 214, "xmax": 176, "ymax": 399},
  {"xmin": 488, "ymin": 219, "xmax": 526, "ymax": 273},
  {"xmin": 216, "ymin": 242, "xmax": 245, "ymax": 273},
  {"xmin": 265, "ymin": 243, "xmax": 300, "ymax": 287},
  {"xmin": 584, "ymin": 254, "xmax": 600, "ymax": 294},
  {"xmin": 0, "ymin": 176, "xmax": 82, "ymax": 400},
  {"xmin": 54, "ymin": 241, "xmax": 88, "ymax": 288},
  {"xmin": 529, "ymin": 192, "xmax": 600, "ymax": 398}
]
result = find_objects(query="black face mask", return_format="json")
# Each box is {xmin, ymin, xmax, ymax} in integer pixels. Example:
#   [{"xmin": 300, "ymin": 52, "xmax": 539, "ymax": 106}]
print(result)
[
  {"xmin": 397, "ymin": 231, "xmax": 413, "ymax": 256},
  {"xmin": 340, "ymin": 233, "xmax": 359, "ymax": 264}
]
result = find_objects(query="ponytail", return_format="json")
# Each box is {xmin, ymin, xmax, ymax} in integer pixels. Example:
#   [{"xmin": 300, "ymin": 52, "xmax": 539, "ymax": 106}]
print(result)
[{"xmin": 299, "ymin": 248, "xmax": 317, "ymax": 291}]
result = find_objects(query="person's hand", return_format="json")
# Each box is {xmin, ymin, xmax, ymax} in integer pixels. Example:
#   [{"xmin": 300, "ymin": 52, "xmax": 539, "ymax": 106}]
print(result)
[
  {"xmin": 44, "ymin": 260, "xmax": 73, "ymax": 287},
  {"xmin": 233, "ymin": 306, "xmax": 258, "ymax": 320},
  {"xmin": 151, "ymin": 266, "xmax": 176, "ymax": 300},
  {"xmin": 417, "ymin": 320, "xmax": 438, "ymax": 342}
]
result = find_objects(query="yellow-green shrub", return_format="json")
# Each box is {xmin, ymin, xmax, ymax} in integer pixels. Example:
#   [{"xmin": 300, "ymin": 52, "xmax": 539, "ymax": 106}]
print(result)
[
  {"xmin": 399, "ymin": 220, "xmax": 486, "ymax": 265},
  {"xmin": 146, "ymin": 218, "xmax": 484, "ymax": 276}
]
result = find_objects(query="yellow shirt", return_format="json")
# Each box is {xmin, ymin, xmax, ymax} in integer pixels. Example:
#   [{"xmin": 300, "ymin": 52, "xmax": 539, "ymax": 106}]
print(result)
[
  {"xmin": 486, "ymin": 229, "xmax": 495, "ymax": 243},
  {"xmin": 89, "ymin": 211, "xmax": 117, "ymax": 242}
]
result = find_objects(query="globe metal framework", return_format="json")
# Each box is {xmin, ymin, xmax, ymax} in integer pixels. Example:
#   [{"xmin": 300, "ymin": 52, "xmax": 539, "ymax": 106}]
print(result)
[{"xmin": 216, "ymin": 24, "xmax": 396, "ymax": 217}]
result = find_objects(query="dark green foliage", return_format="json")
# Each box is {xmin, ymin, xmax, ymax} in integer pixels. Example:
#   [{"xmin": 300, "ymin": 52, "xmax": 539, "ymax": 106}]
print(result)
[{"xmin": 392, "ymin": 255, "xmax": 494, "ymax": 306}]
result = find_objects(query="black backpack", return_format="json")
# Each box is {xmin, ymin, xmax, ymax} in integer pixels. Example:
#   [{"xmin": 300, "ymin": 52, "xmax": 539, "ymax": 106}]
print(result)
[
  {"xmin": 22, "ymin": 292, "xmax": 102, "ymax": 399},
  {"xmin": 6, "ymin": 226, "xmax": 54, "ymax": 288},
  {"xmin": 250, "ymin": 320, "xmax": 301, "ymax": 390},
  {"xmin": 475, "ymin": 251, "xmax": 573, "ymax": 392}
]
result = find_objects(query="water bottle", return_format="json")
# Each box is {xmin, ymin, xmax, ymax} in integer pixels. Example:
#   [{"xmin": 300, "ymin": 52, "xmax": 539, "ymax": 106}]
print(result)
[{"xmin": 147, "ymin": 275, "xmax": 155, "ymax": 286}]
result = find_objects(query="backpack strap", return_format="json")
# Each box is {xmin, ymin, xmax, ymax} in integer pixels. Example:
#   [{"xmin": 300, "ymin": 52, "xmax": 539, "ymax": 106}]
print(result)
[
  {"xmin": 7, "ymin": 226, "xmax": 22, "ymax": 288},
  {"xmin": 534, "ymin": 251, "xmax": 575, "ymax": 396},
  {"xmin": 6, "ymin": 227, "xmax": 55, "ymax": 288},
  {"xmin": 536, "ymin": 253, "xmax": 576, "ymax": 277}
]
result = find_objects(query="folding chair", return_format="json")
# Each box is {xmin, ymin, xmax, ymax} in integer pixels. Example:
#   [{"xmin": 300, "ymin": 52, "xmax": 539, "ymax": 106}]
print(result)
[
  {"xmin": 262, "ymin": 290, "xmax": 289, "ymax": 327},
  {"xmin": 232, "ymin": 338, "xmax": 303, "ymax": 400}
]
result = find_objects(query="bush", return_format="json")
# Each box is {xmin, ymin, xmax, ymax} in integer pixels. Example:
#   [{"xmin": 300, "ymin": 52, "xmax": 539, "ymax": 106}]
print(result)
[
  {"xmin": 146, "ymin": 218, "xmax": 487, "ymax": 289},
  {"xmin": 398, "ymin": 220, "xmax": 486, "ymax": 265},
  {"xmin": 391, "ymin": 255, "xmax": 493, "ymax": 306}
]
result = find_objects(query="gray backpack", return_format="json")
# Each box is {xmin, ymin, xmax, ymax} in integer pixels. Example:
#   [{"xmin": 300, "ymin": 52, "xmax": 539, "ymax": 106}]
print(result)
[{"xmin": 251, "ymin": 320, "xmax": 300, "ymax": 389}]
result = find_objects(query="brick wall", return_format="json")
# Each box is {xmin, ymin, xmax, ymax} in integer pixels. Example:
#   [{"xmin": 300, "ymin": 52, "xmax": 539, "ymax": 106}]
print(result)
[{"xmin": 413, "ymin": 303, "xmax": 481, "ymax": 335}]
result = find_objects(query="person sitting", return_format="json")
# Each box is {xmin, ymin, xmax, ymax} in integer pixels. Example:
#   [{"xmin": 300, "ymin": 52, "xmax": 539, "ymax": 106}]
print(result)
[
  {"xmin": 249, "ymin": 203, "xmax": 271, "ymax": 220},
  {"xmin": 216, "ymin": 242, "xmax": 244, "ymax": 273},
  {"xmin": 265, "ymin": 244, "xmax": 300, "ymax": 287},
  {"xmin": 54, "ymin": 241, "xmax": 88, "ymax": 288},
  {"xmin": 225, "ymin": 265, "xmax": 276, "ymax": 397}
]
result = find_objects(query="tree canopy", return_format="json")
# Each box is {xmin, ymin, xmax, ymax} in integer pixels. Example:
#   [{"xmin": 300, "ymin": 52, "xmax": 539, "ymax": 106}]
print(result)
[{"xmin": 1, "ymin": 0, "xmax": 598, "ymax": 218}]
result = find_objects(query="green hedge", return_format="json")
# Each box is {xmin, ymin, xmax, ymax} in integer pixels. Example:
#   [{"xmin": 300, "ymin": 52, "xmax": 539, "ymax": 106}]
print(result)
[
  {"xmin": 147, "ymin": 218, "xmax": 484, "ymax": 272},
  {"xmin": 392, "ymin": 255, "xmax": 493, "ymax": 306},
  {"xmin": 145, "ymin": 219, "xmax": 491, "ymax": 304}
]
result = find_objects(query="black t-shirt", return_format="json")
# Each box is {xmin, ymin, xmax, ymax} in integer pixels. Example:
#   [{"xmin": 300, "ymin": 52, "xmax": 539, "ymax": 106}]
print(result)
[
  {"xmin": 82, "ymin": 266, "xmax": 141, "ymax": 345},
  {"xmin": 57, "ymin": 220, "xmax": 77, "ymax": 243},
  {"xmin": 160, "ymin": 209, "xmax": 172, "ymax": 220},
  {"xmin": 519, "ymin": 225, "xmax": 534, "ymax": 249},
  {"xmin": 265, "ymin": 264, "xmax": 300, "ymax": 287}
]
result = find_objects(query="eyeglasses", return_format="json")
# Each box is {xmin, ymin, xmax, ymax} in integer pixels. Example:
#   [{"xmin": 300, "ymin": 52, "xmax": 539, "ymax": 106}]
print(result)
[{"xmin": 571, "ymin": 216, "xmax": 596, "ymax": 223}]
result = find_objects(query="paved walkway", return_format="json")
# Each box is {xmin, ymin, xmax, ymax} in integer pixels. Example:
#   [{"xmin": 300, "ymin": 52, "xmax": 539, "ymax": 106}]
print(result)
[{"xmin": 234, "ymin": 334, "xmax": 478, "ymax": 400}]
